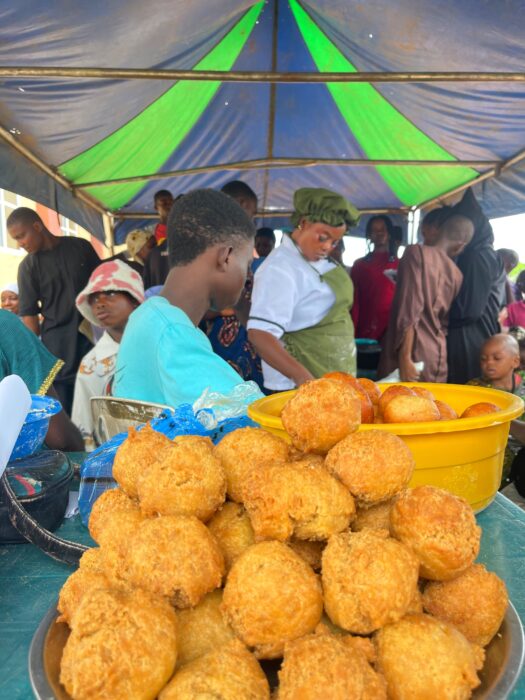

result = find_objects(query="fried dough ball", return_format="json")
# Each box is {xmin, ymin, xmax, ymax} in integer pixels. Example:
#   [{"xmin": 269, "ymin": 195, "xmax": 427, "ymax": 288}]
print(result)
[
  {"xmin": 281, "ymin": 378, "xmax": 361, "ymax": 454},
  {"xmin": 58, "ymin": 551, "xmax": 111, "ymax": 625},
  {"xmin": 461, "ymin": 402, "xmax": 500, "ymax": 418},
  {"xmin": 407, "ymin": 587, "xmax": 424, "ymax": 614},
  {"xmin": 375, "ymin": 614, "xmax": 483, "ymax": 700},
  {"xmin": 423, "ymin": 564, "xmax": 508, "ymax": 646},
  {"xmin": 390, "ymin": 486, "xmax": 481, "ymax": 580},
  {"xmin": 214, "ymin": 427, "xmax": 290, "ymax": 502},
  {"xmin": 324, "ymin": 372, "xmax": 375, "ymax": 423},
  {"xmin": 288, "ymin": 448, "xmax": 325, "ymax": 467},
  {"xmin": 78, "ymin": 546, "xmax": 105, "ymax": 572},
  {"xmin": 88, "ymin": 488, "xmax": 141, "ymax": 544},
  {"xmin": 383, "ymin": 394, "xmax": 440, "ymax": 423},
  {"xmin": 222, "ymin": 541, "xmax": 323, "ymax": 658},
  {"xmin": 409, "ymin": 385, "xmax": 435, "ymax": 400},
  {"xmin": 176, "ymin": 589, "xmax": 236, "ymax": 668},
  {"xmin": 357, "ymin": 377, "xmax": 381, "ymax": 406},
  {"xmin": 60, "ymin": 587, "xmax": 177, "ymax": 700},
  {"xmin": 126, "ymin": 515, "xmax": 224, "ymax": 607},
  {"xmin": 435, "ymin": 399, "xmax": 459, "ymax": 420},
  {"xmin": 352, "ymin": 499, "xmax": 395, "ymax": 532},
  {"xmin": 322, "ymin": 530, "xmax": 419, "ymax": 634},
  {"xmin": 159, "ymin": 639, "xmax": 270, "ymax": 700},
  {"xmin": 378, "ymin": 385, "xmax": 415, "ymax": 415},
  {"xmin": 207, "ymin": 502, "xmax": 255, "ymax": 572},
  {"xmin": 137, "ymin": 435, "xmax": 226, "ymax": 520},
  {"xmin": 242, "ymin": 459, "xmax": 355, "ymax": 542},
  {"xmin": 326, "ymin": 430, "xmax": 414, "ymax": 505},
  {"xmin": 278, "ymin": 628, "xmax": 386, "ymax": 700},
  {"xmin": 289, "ymin": 538, "xmax": 325, "ymax": 571},
  {"xmin": 113, "ymin": 424, "xmax": 173, "ymax": 498}
]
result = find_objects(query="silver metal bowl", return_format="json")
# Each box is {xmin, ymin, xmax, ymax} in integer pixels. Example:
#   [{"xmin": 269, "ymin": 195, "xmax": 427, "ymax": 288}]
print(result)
[{"xmin": 29, "ymin": 601, "xmax": 524, "ymax": 699}]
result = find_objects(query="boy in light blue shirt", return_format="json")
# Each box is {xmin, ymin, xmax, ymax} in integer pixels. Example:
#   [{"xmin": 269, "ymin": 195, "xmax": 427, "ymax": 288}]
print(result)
[{"xmin": 113, "ymin": 189, "xmax": 263, "ymax": 407}]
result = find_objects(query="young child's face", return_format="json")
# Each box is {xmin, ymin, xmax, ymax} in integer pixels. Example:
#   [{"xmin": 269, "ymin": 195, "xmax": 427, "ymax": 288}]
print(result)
[{"xmin": 480, "ymin": 339, "xmax": 520, "ymax": 383}]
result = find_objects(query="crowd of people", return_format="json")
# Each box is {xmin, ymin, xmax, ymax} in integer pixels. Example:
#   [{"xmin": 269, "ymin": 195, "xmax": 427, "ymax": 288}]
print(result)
[{"xmin": 1, "ymin": 182, "xmax": 525, "ymax": 491}]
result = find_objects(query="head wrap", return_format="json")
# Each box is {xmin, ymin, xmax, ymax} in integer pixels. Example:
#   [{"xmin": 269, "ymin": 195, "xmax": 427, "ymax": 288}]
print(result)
[
  {"xmin": 125, "ymin": 228, "xmax": 154, "ymax": 264},
  {"xmin": 291, "ymin": 188, "xmax": 360, "ymax": 229},
  {"xmin": 1, "ymin": 282, "xmax": 18, "ymax": 296},
  {"xmin": 76, "ymin": 260, "xmax": 145, "ymax": 327}
]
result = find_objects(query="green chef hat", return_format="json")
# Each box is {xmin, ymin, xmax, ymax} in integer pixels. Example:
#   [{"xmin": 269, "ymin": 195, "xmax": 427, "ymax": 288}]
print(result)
[{"xmin": 291, "ymin": 188, "xmax": 360, "ymax": 229}]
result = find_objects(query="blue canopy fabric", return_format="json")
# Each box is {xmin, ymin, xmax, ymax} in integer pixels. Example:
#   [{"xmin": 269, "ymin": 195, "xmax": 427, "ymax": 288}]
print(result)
[{"xmin": 0, "ymin": 0, "xmax": 523, "ymax": 243}]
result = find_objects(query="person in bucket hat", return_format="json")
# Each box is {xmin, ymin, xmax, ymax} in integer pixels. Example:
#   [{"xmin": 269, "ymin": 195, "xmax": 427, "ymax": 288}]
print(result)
[{"xmin": 72, "ymin": 260, "xmax": 144, "ymax": 449}]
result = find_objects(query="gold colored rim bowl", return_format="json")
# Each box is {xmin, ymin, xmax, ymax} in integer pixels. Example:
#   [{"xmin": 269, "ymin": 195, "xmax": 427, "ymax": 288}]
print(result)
[{"xmin": 248, "ymin": 382, "xmax": 524, "ymax": 436}]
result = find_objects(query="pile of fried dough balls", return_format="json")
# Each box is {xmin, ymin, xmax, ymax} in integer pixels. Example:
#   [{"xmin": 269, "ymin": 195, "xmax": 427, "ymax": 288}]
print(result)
[
  {"xmin": 322, "ymin": 372, "xmax": 502, "ymax": 425},
  {"xmin": 58, "ymin": 376, "xmax": 508, "ymax": 700}
]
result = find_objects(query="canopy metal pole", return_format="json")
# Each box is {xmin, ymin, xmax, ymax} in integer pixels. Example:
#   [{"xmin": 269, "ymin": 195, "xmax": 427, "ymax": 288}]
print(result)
[
  {"xmin": 417, "ymin": 146, "xmax": 525, "ymax": 210},
  {"xmin": 0, "ymin": 66, "xmax": 524, "ymax": 83},
  {"xmin": 262, "ymin": 0, "xmax": 279, "ymax": 211},
  {"xmin": 111, "ymin": 206, "xmax": 409, "ymax": 220},
  {"xmin": 75, "ymin": 157, "xmax": 498, "ymax": 190},
  {"xmin": 0, "ymin": 123, "xmax": 108, "ymax": 217}
]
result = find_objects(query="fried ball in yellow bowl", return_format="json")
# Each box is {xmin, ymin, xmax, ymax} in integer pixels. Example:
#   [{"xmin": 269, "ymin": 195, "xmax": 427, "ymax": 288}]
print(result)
[
  {"xmin": 125, "ymin": 515, "xmax": 224, "ymax": 607},
  {"xmin": 137, "ymin": 435, "xmax": 226, "ymax": 521},
  {"xmin": 326, "ymin": 430, "xmax": 414, "ymax": 506},
  {"xmin": 390, "ymin": 485, "xmax": 481, "ymax": 580},
  {"xmin": 214, "ymin": 427, "xmax": 290, "ymax": 502},
  {"xmin": 423, "ymin": 563, "xmax": 508, "ymax": 646},
  {"xmin": 242, "ymin": 459, "xmax": 355, "ymax": 542},
  {"xmin": 322, "ymin": 529, "xmax": 419, "ymax": 635},
  {"xmin": 383, "ymin": 394, "xmax": 440, "ymax": 423},
  {"xmin": 222, "ymin": 541, "xmax": 323, "ymax": 659},
  {"xmin": 60, "ymin": 587, "xmax": 177, "ymax": 700},
  {"xmin": 159, "ymin": 639, "xmax": 269, "ymax": 700},
  {"xmin": 278, "ymin": 628, "xmax": 386, "ymax": 700},
  {"xmin": 207, "ymin": 502, "xmax": 255, "ymax": 573},
  {"xmin": 375, "ymin": 614, "xmax": 483, "ymax": 700},
  {"xmin": 112, "ymin": 424, "xmax": 173, "ymax": 498},
  {"xmin": 176, "ymin": 589, "xmax": 236, "ymax": 668},
  {"xmin": 281, "ymin": 378, "xmax": 361, "ymax": 454}
]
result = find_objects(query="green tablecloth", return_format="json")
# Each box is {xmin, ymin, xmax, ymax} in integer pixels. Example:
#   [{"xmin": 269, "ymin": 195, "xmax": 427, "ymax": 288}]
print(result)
[{"xmin": 0, "ymin": 493, "xmax": 524, "ymax": 699}]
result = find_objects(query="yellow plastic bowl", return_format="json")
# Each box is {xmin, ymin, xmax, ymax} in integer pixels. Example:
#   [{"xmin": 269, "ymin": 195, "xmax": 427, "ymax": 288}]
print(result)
[{"xmin": 248, "ymin": 383, "xmax": 524, "ymax": 513}]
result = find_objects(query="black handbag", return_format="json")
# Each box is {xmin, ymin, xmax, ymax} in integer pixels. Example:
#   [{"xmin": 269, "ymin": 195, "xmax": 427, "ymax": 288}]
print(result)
[{"xmin": 0, "ymin": 450, "xmax": 87, "ymax": 564}]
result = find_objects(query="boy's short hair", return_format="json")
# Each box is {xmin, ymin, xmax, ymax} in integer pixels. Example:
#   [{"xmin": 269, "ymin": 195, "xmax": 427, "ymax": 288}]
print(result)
[
  {"xmin": 6, "ymin": 207, "xmax": 43, "ymax": 228},
  {"xmin": 167, "ymin": 189, "xmax": 255, "ymax": 267},
  {"xmin": 256, "ymin": 227, "xmax": 276, "ymax": 242},
  {"xmin": 153, "ymin": 189, "xmax": 173, "ymax": 203},
  {"xmin": 221, "ymin": 180, "xmax": 257, "ymax": 203}
]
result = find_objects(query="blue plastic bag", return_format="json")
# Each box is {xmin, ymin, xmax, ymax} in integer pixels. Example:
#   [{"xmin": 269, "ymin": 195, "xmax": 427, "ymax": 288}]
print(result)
[{"xmin": 78, "ymin": 403, "xmax": 255, "ymax": 525}]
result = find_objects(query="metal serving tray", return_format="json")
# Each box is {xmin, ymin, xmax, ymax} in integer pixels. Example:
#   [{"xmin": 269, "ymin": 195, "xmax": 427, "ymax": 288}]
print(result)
[{"xmin": 29, "ymin": 601, "xmax": 524, "ymax": 699}]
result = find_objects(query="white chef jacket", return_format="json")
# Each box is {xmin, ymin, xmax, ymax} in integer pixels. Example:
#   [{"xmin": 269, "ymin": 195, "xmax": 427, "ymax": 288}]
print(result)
[{"xmin": 247, "ymin": 235, "xmax": 337, "ymax": 390}]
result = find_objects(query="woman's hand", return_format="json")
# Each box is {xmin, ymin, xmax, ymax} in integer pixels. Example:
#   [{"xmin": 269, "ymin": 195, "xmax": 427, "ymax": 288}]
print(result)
[
  {"xmin": 291, "ymin": 366, "xmax": 315, "ymax": 386},
  {"xmin": 399, "ymin": 356, "xmax": 421, "ymax": 382},
  {"xmin": 248, "ymin": 329, "xmax": 314, "ymax": 388}
]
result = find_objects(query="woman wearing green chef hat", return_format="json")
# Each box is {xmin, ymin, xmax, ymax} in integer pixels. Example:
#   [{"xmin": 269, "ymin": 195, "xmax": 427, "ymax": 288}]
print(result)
[{"xmin": 247, "ymin": 187, "xmax": 360, "ymax": 392}]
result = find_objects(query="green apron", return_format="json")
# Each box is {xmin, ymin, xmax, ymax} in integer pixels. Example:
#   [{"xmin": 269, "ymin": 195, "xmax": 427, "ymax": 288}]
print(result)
[{"xmin": 283, "ymin": 264, "xmax": 356, "ymax": 378}]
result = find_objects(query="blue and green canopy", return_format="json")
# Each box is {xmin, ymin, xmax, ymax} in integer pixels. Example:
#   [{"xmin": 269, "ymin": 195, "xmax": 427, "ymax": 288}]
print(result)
[{"xmin": 0, "ymin": 0, "xmax": 523, "ymax": 241}]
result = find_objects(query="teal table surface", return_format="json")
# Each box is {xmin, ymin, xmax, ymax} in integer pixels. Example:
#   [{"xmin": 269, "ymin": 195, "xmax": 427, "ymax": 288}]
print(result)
[{"xmin": 0, "ymin": 492, "xmax": 524, "ymax": 699}]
